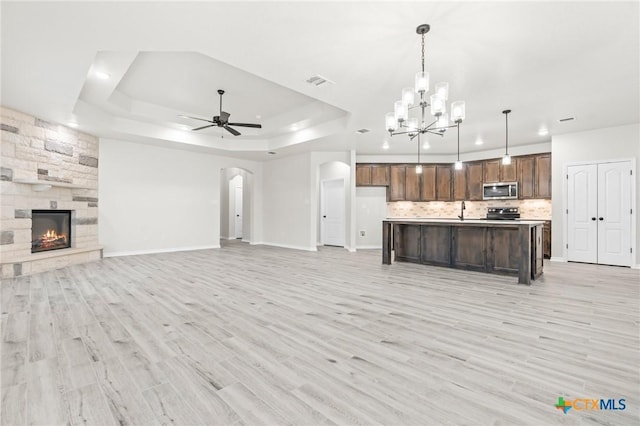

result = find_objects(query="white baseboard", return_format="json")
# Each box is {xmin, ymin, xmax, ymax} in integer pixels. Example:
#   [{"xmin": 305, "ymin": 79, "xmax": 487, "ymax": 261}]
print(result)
[
  {"xmin": 356, "ymin": 245, "xmax": 383, "ymax": 250},
  {"xmin": 550, "ymin": 256, "xmax": 567, "ymax": 262},
  {"xmin": 254, "ymin": 242, "xmax": 318, "ymax": 252},
  {"xmin": 104, "ymin": 244, "xmax": 220, "ymax": 258},
  {"xmin": 632, "ymin": 264, "xmax": 640, "ymax": 270}
]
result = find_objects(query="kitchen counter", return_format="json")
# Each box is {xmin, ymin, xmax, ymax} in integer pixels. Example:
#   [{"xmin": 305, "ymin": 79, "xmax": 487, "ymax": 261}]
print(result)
[{"xmin": 382, "ymin": 218, "xmax": 544, "ymax": 284}]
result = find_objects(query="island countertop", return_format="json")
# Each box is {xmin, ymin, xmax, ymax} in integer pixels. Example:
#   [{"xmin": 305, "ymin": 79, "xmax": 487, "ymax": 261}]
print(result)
[{"xmin": 383, "ymin": 218, "xmax": 545, "ymax": 226}]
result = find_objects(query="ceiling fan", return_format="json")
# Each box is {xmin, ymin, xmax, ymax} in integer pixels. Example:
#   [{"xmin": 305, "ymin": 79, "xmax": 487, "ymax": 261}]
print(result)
[{"xmin": 181, "ymin": 89, "xmax": 262, "ymax": 136}]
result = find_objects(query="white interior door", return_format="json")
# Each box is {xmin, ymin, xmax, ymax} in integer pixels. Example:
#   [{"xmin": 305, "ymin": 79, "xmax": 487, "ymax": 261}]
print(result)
[
  {"xmin": 597, "ymin": 161, "xmax": 631, "ymax": 266},
  {"xmin": 568, "ymin": 164, "xmax": 598, "ymax": 263},
  {"xmin": 234, "ymin": 186, "xmax": 243, "ymax": 239},
  {"xmin": 321, "ymin": 179, "xmax": 345, "ymax": 247}
]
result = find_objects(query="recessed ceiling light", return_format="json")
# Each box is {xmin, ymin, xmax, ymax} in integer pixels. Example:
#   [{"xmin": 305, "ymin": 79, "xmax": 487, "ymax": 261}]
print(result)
[
  {"xmin": 382, "ymin": 141, "xmax": 390, "ymax": 150},
  {"xmin": 268, "ymin": 151, "xmax": 277, "ymax": 155},
  {"xmin": 422, "ymin": 140, "xmax": 430, "ymax": 150},
  {"xmin": 67, "ymin": 122, "xmax": 78, "ymax": 128},
  {"xmin": 256, "ymin": 115, "xmax": 261, "ymax": 119},
  {"xmin": 475, "ymin": 139, "xmax": 483, "ymax": 146},
  {"xmin": 95, "ymin": 71, "xmax": 110, "ymax": 80},
  {"xmin": 291, "ymin": 125, "xmax": 299, "ymax": 131},
  {"xmin": 356, "ymin": 129, "xmax": 370, "ymax": 134},
  {"xmin": 306, "ymin": 75, "xmax": 335, "ymax": 86},
  {"xmin": 538, "ymin": 128, "xmax": 549, "ymax": 136}
]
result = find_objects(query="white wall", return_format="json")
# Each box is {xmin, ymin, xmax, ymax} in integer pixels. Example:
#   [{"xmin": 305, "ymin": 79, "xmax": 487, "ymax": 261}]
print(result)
[
  {"xmin": 261, "ymin": 152, "xmax": 315, "ymax": 250},
  {"xmin": 355, "ymin": 187, "xmax": 387, "ymax": 249},
  {"xmin": 551, "ymin": 123, "xmax": 639, "ymax": 265},
  {"xmin": 99, "ymin": 139, "xmax": 261, "ymax": 256}
]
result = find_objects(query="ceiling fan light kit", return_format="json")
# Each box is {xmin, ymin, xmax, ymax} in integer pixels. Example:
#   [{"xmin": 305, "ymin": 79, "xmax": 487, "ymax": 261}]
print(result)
[
  {"xmin": 385, "ymin": 24, "xmax": 466, "ymax": 168},
  {"xmin": 184, "ymin": 89, "xmax": 262, "ymax": 136}
]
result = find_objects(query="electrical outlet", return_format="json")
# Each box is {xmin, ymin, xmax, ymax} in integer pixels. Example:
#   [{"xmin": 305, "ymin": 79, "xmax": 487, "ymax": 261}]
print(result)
[{"xmin": 360, "ymin": 230, "xmax": 366, "ymax": 236}]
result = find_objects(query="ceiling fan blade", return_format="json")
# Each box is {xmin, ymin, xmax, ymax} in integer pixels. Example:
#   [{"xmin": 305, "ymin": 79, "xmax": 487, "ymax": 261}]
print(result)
[
  {"xmin": 223, "ymin": 125, "xmax": 241, "ymax": 136},
  {"xmin": 228, "ymin": 123, "xmax": 262, "ymax": 128},
  {"xmin": 179, "ymin": 115, "xmax": 214, "ymax": 123},
  {"xmin": 192, "ymin": 124, "xmax": 216, "ymax": 131},
  {"xmin": 219, "ymin": 111, "xmax": 230, "ymax": 122}
]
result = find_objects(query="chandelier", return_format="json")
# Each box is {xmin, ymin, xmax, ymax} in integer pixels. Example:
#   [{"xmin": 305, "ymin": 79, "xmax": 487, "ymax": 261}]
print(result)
[{"xmin": 385, "ymin": 24, "xmax": 466, "ymax": 172}]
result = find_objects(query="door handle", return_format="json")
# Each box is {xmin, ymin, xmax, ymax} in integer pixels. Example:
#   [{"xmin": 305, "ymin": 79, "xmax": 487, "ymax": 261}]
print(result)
[
  {"xmin": 591, "ymin": 217, "xmax": 596, "ymax": 221},
  {"xmin": 599, "ymin": 217, "xmax": 604, "ymax": 221},
  {"xmin": 323, "ymin": 215, "xmax": 327, "ymax": 218},
  {"xmin": 236, "ymin": 214, "xmax": 240, "ymax": 217}
]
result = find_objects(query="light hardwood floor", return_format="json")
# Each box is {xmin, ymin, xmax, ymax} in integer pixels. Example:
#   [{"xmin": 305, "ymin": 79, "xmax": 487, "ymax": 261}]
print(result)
[{"xmin": 1, "ymin": 240, "xmax": 639, "ymax": 425}]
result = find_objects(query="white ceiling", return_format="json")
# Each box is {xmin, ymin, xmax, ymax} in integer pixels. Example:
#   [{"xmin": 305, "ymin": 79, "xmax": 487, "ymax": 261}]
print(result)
[{"xmin": 1, "ymin": 1, "xmax": 638, "ymax": 161}]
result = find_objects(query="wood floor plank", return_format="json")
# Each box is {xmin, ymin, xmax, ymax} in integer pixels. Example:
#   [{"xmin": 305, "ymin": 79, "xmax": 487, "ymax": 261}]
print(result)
[{"xmin": 1, "ymin": 241, "xmax": 638, "ymax": 425}]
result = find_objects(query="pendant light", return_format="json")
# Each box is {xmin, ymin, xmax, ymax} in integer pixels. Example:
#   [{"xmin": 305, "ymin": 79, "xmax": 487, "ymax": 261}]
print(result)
[
  {"xmin": 454, "ymin": 122, "xmax": 463, "ymax": 170},
  {"xmin": 502, "ymin": 109, "xmax": 512, "ymax": 165}
]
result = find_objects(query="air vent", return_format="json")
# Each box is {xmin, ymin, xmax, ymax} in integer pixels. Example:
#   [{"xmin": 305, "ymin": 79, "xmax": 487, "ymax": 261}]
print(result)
[
  {"xmin": 356, "ymin": 128, "xmax": 370, "ymax": 134},
  {"xmin": 559, "ymin": 117, "xmax": 575, "ymax": 122},
  {"xmin": 306, "ymin": 75, "xmax": 334, "ymax": 86}
]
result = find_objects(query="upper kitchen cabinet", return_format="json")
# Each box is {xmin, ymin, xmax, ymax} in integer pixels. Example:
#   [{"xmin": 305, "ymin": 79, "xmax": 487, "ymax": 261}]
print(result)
[
  {"xmin": 420, "ymin": 165, "xmax": 437, "ymax": 201},
  {"xmin": 389, "ymin": 165, "xmax": 406, "ymax": 201},
  {"xmin": 436, "ymin": 165, "xmax": 453, "ymax": 201},
  {"xmin": 356, "ymin": 164, "xmax": 389, "ymax": 186},
  {"xmin": 466, "ymin": 161, "xmax": 484, "ymax": 201},
  {"xmin": 405, "ymin": 165, "xmax": 421, "ymax": 201},
  {"xmin": 535, "ymin": 154, "xmax": 552, "ymax": 198},
  {"xmin": 516, "ymin": 153, "xmax": 551, "ymax": 199},
  {"xmin": 518, "ymin": 155, "xmax": 536, "ymax": 199},
  {"xmin": 453, "ymin": 164, "xmax": 466, "ymax": 201},
  {"xmin": 483, "ymin": 159, "xmax": 501, "ymax": 183},
  {"xmin": 484, "ymin": 158, "xmax": 517, "ymax": 183}
]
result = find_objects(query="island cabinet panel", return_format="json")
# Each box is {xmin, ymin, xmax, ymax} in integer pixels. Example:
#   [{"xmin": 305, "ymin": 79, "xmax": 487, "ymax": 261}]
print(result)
[
  {"xmin": 535, "ymin": 154, "xmax": 552, "ymax": 198},
  {"xmin": 453, "ymin": 165, "xmax": 467, "ymax": 201},
  {"xmin": 371, "ymin": 165, "xmax": 390, "ymax": 186},
  {"xmin": 490, "ymin": 228, "xmax": 520, "ymax": 274},
  {"xmin": 420, "ymin": 226, "xmax": 451, "ymax": 266},
  {"xmin": 389, "ymin": 165, "xmax": 406, "ymax": 201},
  {"xmin": 356, "ymin": 165, "xmax": 372, "ymax": 186},
  {"xmin": 483, "ymin": 159, "xmax": 501, "ymax": 183},
  {"xmin": 543, "ymin": 220, "xmax": 551, "ymax": 259},
  {"xmin": 533, "ymin": 224, "xmax": 544, "ymax": 277},
  {"xmin": 436, "ymin": 165, "xmax": 453, "ymax": 201},
  {"xmin": 420, "ymin": 165, "xmax": 437, "ymax": 201},
  {"xmin": 452, "ymin": 227, "xmax": 486, "ymax": 271},
  {"xmin": 466, "ymin": 162, "xmax": 484, "ymax": 201},
  {"xmin": 518, "ymin": 156, "xmax": 536, "ymax": 199},
  {"xmin": 405, "ymin": 166, "xmax": 421, "ymax": 201},
  {"xmin": 394, "ymin": 224, "xmax": 421, "ymax": 262}
]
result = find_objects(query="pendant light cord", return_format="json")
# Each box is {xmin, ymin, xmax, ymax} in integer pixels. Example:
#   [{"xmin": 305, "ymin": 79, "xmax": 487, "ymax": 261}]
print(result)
[
  {"xmin": 505, "ymin": 111, "xmax": 509, "ymax": 155},
  {"xmin": 457, "ymin": 123, "xmax": 460, "ymax": 161}
]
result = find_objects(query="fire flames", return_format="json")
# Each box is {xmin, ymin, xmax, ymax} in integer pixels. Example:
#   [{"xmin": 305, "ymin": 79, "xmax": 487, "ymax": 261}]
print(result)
[{"xmin": 37, "ymin": 229, "xmax": 67, "ymax": 248}]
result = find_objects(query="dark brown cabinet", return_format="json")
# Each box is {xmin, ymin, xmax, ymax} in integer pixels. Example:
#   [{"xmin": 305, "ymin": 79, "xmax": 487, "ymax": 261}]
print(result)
[
  {"xmin": 389, "ymin": 165, "xmax": 406, "ymax": 201},
  {"xmin": 483, "ymin": 159, "xmax": 501, "ymax": 183},
  {"xmin": 518, "ymin": 156, "xmax": 536, "ymax": 199},
  {"xmin": 356, "ymin": 164, "xmax": 389, "ymax": 186},
  {"xmin": 467, "ymin": 162, "xmax": 484, "ymax": 201},
  {"xmin": 535, "ymin": 154, "xmax": 552, "ymax": 198},
  {"xmin": 405, "ymin": 166, "xmax": 421, "ymax": 201},
  {"xmin": 484, "ymin": 158, "xmax": 517, "ymax": 183},
  {"xmin": 420, "ymin": 165, "xmax": 436, "ymax": 201},
  {"xmin": 453, "ymin": 165, "xmax": 466, "ymax": 201},
  {"xmin": 543, "ymin": 220, "xmax": 551, "ymax": 259},
  {"xmin": 436, "ymin": 165, "xmax": 452, "ymax": 201}
]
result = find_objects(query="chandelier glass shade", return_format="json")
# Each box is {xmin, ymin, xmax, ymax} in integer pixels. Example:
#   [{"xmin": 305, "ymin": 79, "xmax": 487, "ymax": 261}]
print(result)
[{"xmin": 385, "ymin": 24, "xmax": 466, "ymax": 141}]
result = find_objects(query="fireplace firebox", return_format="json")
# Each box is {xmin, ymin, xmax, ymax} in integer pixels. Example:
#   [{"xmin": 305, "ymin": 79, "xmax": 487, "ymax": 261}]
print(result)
[{"xmin": 31, "ymin": 210, "xmax": 72, "ymax": 253}]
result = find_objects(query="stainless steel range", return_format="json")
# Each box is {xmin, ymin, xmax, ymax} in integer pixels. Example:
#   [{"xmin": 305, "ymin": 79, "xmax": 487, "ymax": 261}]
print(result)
[{"xmin": 487, "ymin": 207, "xmax": 520, "ymax": 220}]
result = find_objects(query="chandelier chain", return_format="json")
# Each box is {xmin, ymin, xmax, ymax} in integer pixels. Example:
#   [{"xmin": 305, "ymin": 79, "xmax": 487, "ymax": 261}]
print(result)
[{"xmin": 421, "ymin": 33, "xmax": 425, "ymax": 73}]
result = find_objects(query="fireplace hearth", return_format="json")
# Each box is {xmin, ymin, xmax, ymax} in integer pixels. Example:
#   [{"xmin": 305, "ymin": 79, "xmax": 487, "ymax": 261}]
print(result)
[{"xmin": 31, "ymin": 210, "xmax": 71, "ymax": 253}]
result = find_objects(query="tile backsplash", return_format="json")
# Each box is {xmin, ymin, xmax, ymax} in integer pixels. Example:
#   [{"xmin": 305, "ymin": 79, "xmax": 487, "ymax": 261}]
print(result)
[{"xmin": 387, "ymin": 199, "xmax": 551, "ymax": 220}]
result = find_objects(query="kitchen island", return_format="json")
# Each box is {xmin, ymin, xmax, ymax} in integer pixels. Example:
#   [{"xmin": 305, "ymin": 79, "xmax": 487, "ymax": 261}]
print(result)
[{"xmin": 382, "ymin": 218, "xmax": 545, "ymax": 285}]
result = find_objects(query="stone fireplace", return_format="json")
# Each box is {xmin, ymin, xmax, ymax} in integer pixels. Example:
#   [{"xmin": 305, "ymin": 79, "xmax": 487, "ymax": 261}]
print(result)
[{"xmin": 1, "ymin": 106, "xmax": 102, "ymax": 278}]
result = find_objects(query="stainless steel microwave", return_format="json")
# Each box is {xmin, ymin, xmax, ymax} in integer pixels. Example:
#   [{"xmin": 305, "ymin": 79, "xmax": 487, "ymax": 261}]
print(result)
[{"xmin": 483, "ymin": 182, "xmax": 518, "ymax": 200}]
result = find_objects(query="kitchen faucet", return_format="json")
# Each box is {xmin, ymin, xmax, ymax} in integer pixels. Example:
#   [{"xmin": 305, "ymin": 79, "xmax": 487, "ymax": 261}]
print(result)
[{"xmin": 458, "ymin": 200, "xmax": 466, "ymax": 221}]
